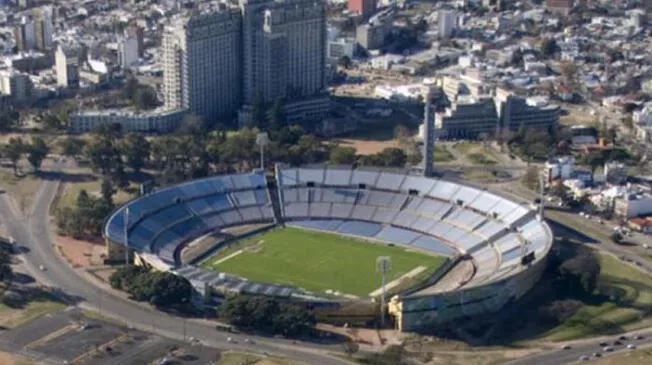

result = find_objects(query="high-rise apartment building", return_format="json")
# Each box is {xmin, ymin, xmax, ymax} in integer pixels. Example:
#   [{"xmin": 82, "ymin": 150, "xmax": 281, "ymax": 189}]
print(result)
[
  {"xmin": 163, "ymin": 0, "xmax": 327, "ymax": 126},
  {"xmin": 32, "ymin": 7, "xmax": 54, "ymax": 51},
  {"xmin": 0, "ymin": 69, "xmax": 33, "ymax": 103},
  {"xmin": 163, "ymin": 8, "xmax": 242, "ymax": 123},
  {"xmin": 239, "ymin": 0, "xmax": 326, "ymax": 105},
  {"xmin": 55, "ymin": 43, "xmax": 85, "ymax": 88},
  {"xmin": 13, "ymin": 16, "xmax": 36, "ymax": 52},
  {"xmin": 348, "ymin": 0, "xmax": 376, "ymax": 18}
]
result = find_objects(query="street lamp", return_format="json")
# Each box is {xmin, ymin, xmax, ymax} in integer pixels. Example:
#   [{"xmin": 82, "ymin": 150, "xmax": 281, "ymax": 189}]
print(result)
[
  {"xmin": 123, "ymin": 207, "xmax": 130, "ymax": 265},
  {"xmin": 256, "ymin": 132, "xmax": 269, "ymax": 170}
]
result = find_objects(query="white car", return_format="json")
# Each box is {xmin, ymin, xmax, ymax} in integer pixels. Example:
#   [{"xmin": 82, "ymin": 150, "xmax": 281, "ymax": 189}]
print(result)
[
  {"xmin": 227, "ymin": 337, "xmax": 236, "ymax": 343},
  {"xmin": 627, "ymin": 344, "xmax": 637, "ymax": 349},
  {"xmin": 39, "ymin": 264, "xmax": 46, "ymax": 271},
  {"xmin": 580, "ymin": 355, "xmax": 589, "ymax": 361}
]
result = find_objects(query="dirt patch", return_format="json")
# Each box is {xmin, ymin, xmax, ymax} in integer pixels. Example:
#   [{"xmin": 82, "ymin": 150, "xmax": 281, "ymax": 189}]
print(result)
[
  {"xmin": 335, "ymin": 138, "xmax": 400, "ymax": 155},
  {"xmin": 55, "ymin": 234, "xmax": 105, "ymax": 268},
  {"xmin": 222, "ymin": 224, "xmax": 271, "ymax": 236},
  {"xmin": 0, "ymin": 351, "xmax": 34, "ymax": 365},
  {"xmin": 181, "ymin": 231, "xmax": 229, "ymax": 264}
]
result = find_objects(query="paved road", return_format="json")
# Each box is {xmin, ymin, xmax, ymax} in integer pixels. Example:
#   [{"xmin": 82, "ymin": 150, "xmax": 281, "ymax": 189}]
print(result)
[
  {"xmin": 505, "ymin": 330, "xmax": 652, "ymax": 365},
  {"xmin": 0, "ymin": 162, "xmax": 352, "ymax": 365}
]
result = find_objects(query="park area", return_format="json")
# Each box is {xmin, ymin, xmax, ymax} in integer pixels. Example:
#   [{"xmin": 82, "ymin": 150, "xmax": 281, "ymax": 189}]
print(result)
[
  {"xmin": 538, "ymin": 252, "xmax": 652, "ymax": 342},
  {"xmin": 202, "ymin": 227, "xmax": 445, "ymax": 297}
]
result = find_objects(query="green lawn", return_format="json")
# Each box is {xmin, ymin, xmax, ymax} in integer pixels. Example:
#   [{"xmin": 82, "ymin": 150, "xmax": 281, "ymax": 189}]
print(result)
[
  {"xmin": 59, "ymin": 179, "xmax": 136, "ymax": 210},
  {"xmin": 202, "ymin": 227, "xmax": 446, "ymax": 297},
  {"xmin": 540, "ymin": 253, "xmax": 652, "ymax": 341}
]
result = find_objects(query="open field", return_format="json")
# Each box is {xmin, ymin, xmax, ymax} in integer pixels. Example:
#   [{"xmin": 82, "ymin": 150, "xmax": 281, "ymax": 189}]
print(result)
[
  {"xmin": 202, "ymin": 227, "xmax": 446, "ymax": 297},
  {"xmin": 454, "ymin": 142, "xmax": 499, "ymax": 165},
  {"xmin": 0, "ymin": 169, "xmax": 41, "ymax": 214},
  {"xmin": 0, "ymin": 300, "xmax": 67, "ymax": 329},
  {"xmin": 539, "ymin": 253, "xmax": 652, "ymax": 342},
  {"xmin": 57, "ymin": 179, "xmax": 136, "ymax": 210},
  {"xmin": 433, "ymin": 144, "xmax": 455, "ymax": 162}
]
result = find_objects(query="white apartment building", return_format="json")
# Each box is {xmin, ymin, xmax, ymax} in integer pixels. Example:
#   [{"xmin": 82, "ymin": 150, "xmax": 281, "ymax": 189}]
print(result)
[
  {"xmin": 69, "ymin": 108, "xmax": 187, "ymax": 133},
  {"xmin": 55, "ymin": 43, "xmax": 84, "ymax": 88},
  {"xmin": 438, "ymin": 10, "xmax": 457, "ymax": 39},
  {"xmin": 0, "ymin": 69, "xmax": 33, "ymax": 103}
]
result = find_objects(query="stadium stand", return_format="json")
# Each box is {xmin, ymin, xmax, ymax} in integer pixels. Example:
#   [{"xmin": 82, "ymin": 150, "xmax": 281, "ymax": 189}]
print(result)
[{"xmin": 104, "ymin": 166, "xmax": 552, "ymax": 333}]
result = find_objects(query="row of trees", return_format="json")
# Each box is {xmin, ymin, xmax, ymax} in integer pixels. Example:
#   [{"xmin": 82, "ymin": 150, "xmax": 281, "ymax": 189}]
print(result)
[
  {"xmin": 218, "ymin": 295, "xmax": 316, "ymax": 337},
  {"xmin": 1, "ymin": 136, "xmax": 50, "ymax": 175},
  {"xmin": 109, "ymin": 265, "xmax": 193, "ymax": 308}
]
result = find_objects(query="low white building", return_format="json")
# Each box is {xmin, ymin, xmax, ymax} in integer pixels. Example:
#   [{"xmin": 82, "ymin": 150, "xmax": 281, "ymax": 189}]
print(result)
[
  {"xmin": 545, "ymin": 156, "xmax": 575, "ymax": 182},
  {"xmin": 615, "ymin": 192, "xmax": 652, "ymax": 218},
  {"xmin": 69, "ymin": 108, "xmax": 187, "ymax": 133}
]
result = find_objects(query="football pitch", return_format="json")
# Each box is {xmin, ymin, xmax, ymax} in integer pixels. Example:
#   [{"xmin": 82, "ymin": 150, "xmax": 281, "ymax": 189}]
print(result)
[{"xmin": 202, "ymin": 227, "xmax": 446, "ymax": 297}]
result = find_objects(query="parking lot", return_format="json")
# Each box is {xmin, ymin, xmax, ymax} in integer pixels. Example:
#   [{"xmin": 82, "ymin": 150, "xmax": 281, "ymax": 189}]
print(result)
[{"xmin": 0, "ymin": 309, "xmax": 221, "ymax": 364}]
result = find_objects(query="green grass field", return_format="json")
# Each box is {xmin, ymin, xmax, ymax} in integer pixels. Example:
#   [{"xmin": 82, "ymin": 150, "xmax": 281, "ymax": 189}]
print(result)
[
  {"xmin": 540, "ymin": 253, "xmax": 652, "ymax": 341},
  {"xmin": 202, "ymin": 227, "xmax": 446, "ymax": 297}
]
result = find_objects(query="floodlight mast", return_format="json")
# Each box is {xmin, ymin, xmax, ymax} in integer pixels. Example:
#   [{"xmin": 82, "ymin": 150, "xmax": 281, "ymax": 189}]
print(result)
[
  {"xmin": 376, "ymin": 256, "xmax": 392, "ymax": 327},
  {"xmin": 256, "ymin": 132, "xmax": 269, "ymax": 170},
  {"xmin": 124, "ymin": 207, "xmax": 130, "ymax": 264}
]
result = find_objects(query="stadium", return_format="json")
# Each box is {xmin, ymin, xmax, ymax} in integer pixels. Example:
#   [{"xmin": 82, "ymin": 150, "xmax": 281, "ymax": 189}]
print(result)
[{"xmin": 104, "ymin": 165, "xmax": 553, "ymax": 332}]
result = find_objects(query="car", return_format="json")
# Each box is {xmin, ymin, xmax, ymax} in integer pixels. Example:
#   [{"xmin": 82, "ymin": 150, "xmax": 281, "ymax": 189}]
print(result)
[
  {"xmin": 593, "ymin": 352, "xmax": 602, "ymax": 358},
  {"xmin": 634, "ymin": 335, "xmax": 644, "ymax": 340},
  {"xmin": 614, "ymin": 340, "xmax": 623, "ymax": 346},
  {"xmin": 603, "ymin": 346, "xmax": 613, "ymax": 352},
  {"xmin": 562, "ymin": 344, "xmax": 572, "ymax": 350},
  {"xmin": 227, "ymin": 337, "xmax": 236, "ymax": 343},
  {"xmin": 580, "ymin": 355, "xmax": 590, "ymax": 361},
  {"xmin": 39, "ymin": 264, "xmax": 46, "ymax": 271},
  {"xmin": 244, "ymin": 338, "xmax": 254, "ymax": 344},
  {"xmin": 599, "ymin": 341, "xmax": 608, "ymax": 346},
  {"xmin": 627, "ymin": 344, "xmax": 637, "ymax": 349}
]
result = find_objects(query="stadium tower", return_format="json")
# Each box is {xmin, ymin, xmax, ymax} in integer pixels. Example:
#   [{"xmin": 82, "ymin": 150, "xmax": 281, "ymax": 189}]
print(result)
[{"xmin": 422, "ymin": 90, "xmax": 435, "ymax": 177}]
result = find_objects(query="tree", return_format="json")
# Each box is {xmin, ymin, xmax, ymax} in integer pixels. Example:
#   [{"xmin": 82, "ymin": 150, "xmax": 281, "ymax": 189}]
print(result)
[
  {"xmin": 27, "ymin": 136, "xmax": 50, "ymax": 172},
  {"xmin": 0, "ymin": 247, "xmax": 13, "ymax": 283},
  {"xmin": 338, "ymin": 55, "xmax": 352, "ymax": 69},
  {"xmin": 559, "ymin": 61, "xmax": 579, "ymax": 92},
  {"xmin": 267, "ymin": 97, "xmax": 287, "ymax": 134},
  {"xmin": 101, "ymin": 178, "xmax": 116, "ymax": 207},
  {"xmin": 59, "ymin": 138, "xmax": 87, "ymax": 160},
  {"xmin": 540, "ymin": 38, "xmax": 558, "ymax": 57},
  {"xmin": 329, "ymin": 146, "xmax": 357, "ymax": 165},
  {"xmin": 133, "ymin": 87, "xmax": 159, "ymax": 110},
  {"xmin": 219, "ymin": 295, "xmax": 315, "ymax": 337},
  {"xmin": 248, "ymin": 91, "xmax": 266, "ymax": 128},
  {"xmin": 549, "ymin": 183, "xmax": 570, "ymax": 203},
  {"xmin": 611, "ymin": 231, "xmax": 624, "ymax": 244},
  {"xmin": 522, "ymin": 166, "xmax": 541, "ymax": 191},
  {"xmin": 376, "ymin": 147, "xmax": 407, "ymax": 167},
  {"xmin": 3, "ymin": 137, "xmax": 27, "ymax": 176},
  {"xmin": 558, "ymin": 251, "xmax": 601, "ymax": 296},
  {"xmin": 123, "ymin": 74, "xmax": 140, "ymax": 100},
  {"xmin": 120, "ymin": 134, "xmax": 150, "ymax": 173},
  {"xmin": 0, "ymin": 109, "xmax": 19, "ymax": 131},
  {"xmin": 343, "ymin": 341, "xmax": 360, "ymax": 357}
]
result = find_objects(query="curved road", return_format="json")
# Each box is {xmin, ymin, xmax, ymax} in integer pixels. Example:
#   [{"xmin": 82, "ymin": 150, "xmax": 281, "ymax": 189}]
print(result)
[{"xmin": 0, "ymin": 163, "xmax": 351, "ymax": 365}]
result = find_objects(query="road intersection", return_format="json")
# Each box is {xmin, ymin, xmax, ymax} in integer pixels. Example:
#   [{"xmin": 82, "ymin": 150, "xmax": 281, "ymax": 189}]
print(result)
[{"xmin": 0, "ymin": 161, "xmax": 352, "ymax": 365}]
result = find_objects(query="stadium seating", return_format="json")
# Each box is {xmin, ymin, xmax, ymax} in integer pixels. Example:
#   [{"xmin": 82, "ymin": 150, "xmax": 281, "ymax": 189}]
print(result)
[{"xmin": 105, "ymin": 166, "xmax": 552, "ymax": 301}]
